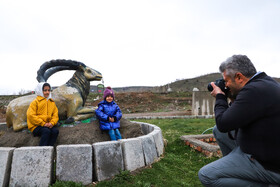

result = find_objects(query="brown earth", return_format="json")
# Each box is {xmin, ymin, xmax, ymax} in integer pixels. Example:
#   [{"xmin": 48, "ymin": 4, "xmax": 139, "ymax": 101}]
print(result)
[
  {"xmin": 0, "ymin": 118, "xmax": 143, "ymax": 147},
  {"xmin": 88, "ymin": 92, "xmax": 192, "ymax": 114},
  {"xmin": 0, "ymin": 92, "xmax": 192, "ymax": 147},
  {"xmin": 0, "ymin": 109, "xmax": 5, "ymax": 123}
]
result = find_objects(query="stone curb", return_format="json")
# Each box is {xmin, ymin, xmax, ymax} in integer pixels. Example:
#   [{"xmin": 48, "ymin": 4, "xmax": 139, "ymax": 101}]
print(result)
[
  {"xmin": 0, "ymin": 121, "xmax": 165, "ymax": 186},
  {"xmin": 9, "ymin": 146, "xmax": 54, "ymax": 187},
  {"xmin": 0, "ymin": 121, "xmax": 164, "ymax": 187},
  {"xmin": 0, "ymin": 147, "xmax": 15, "ymax": 187},
  {"xmin": 56, "ymin": 144, "xmax": 93, "ymax": 185},
  {"xmin": 93, "ymin": 141, "xmax": 124, "ymax": 181},
  {"xmin": 132, "ymin": 121, "xmax": 164, "ymax": 157},
  {"xmin": 138, "ymin": 134, "xmax": 158, "ymax": 165},
  {"xmin": 120, "ymin": 138, "xmax": 145, "ymax": 172}
]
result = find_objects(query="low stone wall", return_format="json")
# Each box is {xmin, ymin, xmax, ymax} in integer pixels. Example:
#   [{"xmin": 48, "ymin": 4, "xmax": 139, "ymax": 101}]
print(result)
[{"xmin": 0, "ymin": 121, "xmax": 164, "ymax": 187}]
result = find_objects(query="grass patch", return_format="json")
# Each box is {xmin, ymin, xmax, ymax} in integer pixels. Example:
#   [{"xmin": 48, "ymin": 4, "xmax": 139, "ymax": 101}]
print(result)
[{"xmin": 51, "ymin": 118, "xmax": 218, "ymax": 187}]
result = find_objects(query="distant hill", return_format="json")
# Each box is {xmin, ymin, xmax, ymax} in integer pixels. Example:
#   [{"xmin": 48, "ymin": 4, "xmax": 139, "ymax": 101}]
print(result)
[
  {"xmin": 112, "ymin": 86, "xmax": 154, "ymax": 93},
  {"xmin": 110, "ymin": 73, "xmax": 222, "ymax": 93},
  {"xmin": 153, "ymin": 73, "xmax": 222, "ymax": 92},
  {"xmin": 91, "ymin": 72, "xmax": 280, "ymax": 93},
  {"xmin": 89, "ymin": 85, "xmax": 154, "ymax": 93},
  {"xmin": 155, "ymin": 73, "xmax": 280, "ymax": 92}
]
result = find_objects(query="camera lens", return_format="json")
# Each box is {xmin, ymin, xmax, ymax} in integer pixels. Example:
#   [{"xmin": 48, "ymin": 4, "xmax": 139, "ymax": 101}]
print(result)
[{"xmin": 207, "ymin": 83, "xmax": 213, "ymax": 92}]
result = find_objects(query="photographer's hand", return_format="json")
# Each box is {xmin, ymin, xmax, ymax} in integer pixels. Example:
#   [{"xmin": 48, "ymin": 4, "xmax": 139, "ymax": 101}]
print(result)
[{"xmin": 210, "ymin": 82, "xmax": 225, "ymax": 98}]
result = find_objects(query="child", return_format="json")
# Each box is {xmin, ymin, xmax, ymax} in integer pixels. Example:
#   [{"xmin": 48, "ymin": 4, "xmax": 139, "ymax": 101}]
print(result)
[
  {"xmin": 95, "ymin": 86, "xmax": 122, "ymax": 141},
  {"xmin": 27, "ymin": 82, "xmax": 59, "ymax": 146}
]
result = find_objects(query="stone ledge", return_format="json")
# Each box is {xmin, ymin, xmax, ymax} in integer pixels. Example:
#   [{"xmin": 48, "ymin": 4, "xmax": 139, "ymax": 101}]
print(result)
[
  {"xmin": 0, "ymin": 121, "xmax": 165, "ymax": 186},
  {"xmin": 56, "ymin": 144, "xmax": 93, "ymax": 185},
  {"xmin": 0, "ymin": 147, "xmax": 15, "ymax": 187},
  {"xmin": 120, "ymin": 138, "xmax": 145, "ymax": 172},
  {"xmin": 139, "ymin": 134, "xmax": 158, "ymax": 166},
  {"xmin": 9, "ymin": 146, "xmax": 54, "ymax": 187},
  {"xmin": 93, "ymin": 141, "xmax": 124, "ymax": 181}
]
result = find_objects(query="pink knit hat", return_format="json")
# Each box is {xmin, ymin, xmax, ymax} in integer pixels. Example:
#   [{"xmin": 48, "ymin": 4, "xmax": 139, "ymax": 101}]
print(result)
[{"xmin": 103, "ymin": 86, "xmax": 115, "ymax": 100}]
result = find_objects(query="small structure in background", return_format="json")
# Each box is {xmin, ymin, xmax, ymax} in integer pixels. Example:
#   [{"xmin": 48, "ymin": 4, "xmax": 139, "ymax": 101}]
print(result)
[
  {"xmin": 167, "ymin": 84, "xmax": 172, "ymax": 92},
  {"xmin": 192, "ymin": 88, "xmax": 215, "ymax": 116},
  {"xmin": 97, "ymin": 83, "xmax": 104, "ymax": 94}
]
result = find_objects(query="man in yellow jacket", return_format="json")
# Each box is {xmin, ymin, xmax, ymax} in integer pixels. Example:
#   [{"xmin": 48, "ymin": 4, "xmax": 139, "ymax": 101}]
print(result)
[{"xmin": 27, "ymin": 82, "xmax": 59, "ymax": 146}]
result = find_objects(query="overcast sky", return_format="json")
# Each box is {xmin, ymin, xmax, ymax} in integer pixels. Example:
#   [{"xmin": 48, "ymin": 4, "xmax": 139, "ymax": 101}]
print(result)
[{"xmin": 1, "ymin": 0, "xmax": 280, "ymax": 94}]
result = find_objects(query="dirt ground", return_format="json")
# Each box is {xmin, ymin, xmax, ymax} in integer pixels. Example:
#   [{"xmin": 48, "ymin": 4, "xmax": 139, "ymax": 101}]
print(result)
[
  {"xmin": 0, "ymin": 92, "xmax": 191, "ymax": 147},
  {"xmin": 0, "ymin": 118, "xmax": 143, "ymax": 147},
  {"xmin": 0, "ymin": 108, "xmax": 5, "ymax": 123},
  {"xmin": 89, "ymin": 92, "xmax": 192, "ymax": 114}
]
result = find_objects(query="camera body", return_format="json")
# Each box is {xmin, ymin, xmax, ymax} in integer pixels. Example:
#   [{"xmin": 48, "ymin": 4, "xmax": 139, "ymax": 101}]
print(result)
[{"xmin": 207, "ymin": 78, "xmax": 228, "ymax": 94}]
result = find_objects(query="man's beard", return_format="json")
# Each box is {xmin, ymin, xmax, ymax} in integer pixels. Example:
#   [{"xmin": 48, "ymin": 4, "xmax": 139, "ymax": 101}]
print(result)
[{"xmin": 227, "ymin": 90, "xmax": 237, "ymax": 100}]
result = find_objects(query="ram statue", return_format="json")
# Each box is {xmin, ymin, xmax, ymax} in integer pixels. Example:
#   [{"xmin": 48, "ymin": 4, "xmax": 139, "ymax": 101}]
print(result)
[{"xmin": 6, "ymin": 59, "xmax": 102, "ymax": 131}]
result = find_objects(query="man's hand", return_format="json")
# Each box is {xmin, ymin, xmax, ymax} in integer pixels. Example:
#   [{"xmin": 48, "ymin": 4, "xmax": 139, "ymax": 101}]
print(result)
[{"xmin": 210, "ymin": 82, "xmax": 225, "ymax": 97}]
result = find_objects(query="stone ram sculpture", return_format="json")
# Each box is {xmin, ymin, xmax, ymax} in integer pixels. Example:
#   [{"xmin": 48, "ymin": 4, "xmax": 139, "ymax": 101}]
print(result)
[{"xmin": 6, "ymin": 59, "xmax": 102, "ymax": 131}]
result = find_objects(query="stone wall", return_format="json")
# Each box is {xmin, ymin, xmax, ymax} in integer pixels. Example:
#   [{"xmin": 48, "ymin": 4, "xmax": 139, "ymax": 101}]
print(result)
[{"xmin": 0, "ymin": 121, "xmax": 164, "ymax": 187}]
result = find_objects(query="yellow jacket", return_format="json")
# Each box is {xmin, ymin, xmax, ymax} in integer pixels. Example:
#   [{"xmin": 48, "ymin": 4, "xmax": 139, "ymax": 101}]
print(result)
[{"xmin": 27, "ymin": 96, "xmax": 59, "ymax": 132}]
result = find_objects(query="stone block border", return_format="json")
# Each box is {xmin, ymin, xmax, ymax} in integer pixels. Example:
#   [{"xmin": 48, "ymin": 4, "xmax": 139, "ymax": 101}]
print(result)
[
  {"xmin": 0, "ymin": 121, "xmax": 165, "ymax": 186},
  {"xmin": 180, "ymin": 134, "xmax": 222, "ymax": 157}
]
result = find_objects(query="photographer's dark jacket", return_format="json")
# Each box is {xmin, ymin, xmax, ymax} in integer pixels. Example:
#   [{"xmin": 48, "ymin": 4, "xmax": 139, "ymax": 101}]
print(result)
[{"xmin": 215, "ymin": 72, "xmax": 280, "ymax": 171}]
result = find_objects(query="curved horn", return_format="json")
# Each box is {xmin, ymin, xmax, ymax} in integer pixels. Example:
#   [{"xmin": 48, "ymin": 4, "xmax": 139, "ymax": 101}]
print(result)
[
  {"xmin": 43, "ymin": 66, "xmax": 74, "ymax": 81},
  {"xmin": 37, "ymin": 59, "xmax": 86, "ymax": 82}
]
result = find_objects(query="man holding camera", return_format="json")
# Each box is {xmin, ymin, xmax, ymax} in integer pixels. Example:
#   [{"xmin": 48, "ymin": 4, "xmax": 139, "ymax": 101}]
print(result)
[{"xmin": 198, "ymin": 55, "xmax": 280, "ymax": 186}]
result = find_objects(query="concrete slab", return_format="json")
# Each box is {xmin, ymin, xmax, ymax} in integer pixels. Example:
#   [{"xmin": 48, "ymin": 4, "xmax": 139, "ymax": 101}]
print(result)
[
  {"xmin": 56, "ymin": 144, "xmax": 92, "ymax": 185},
  {"xmin": 9, "ymin": 146, "xmax": 53, "ymax": 187},
  {"xmin": 133, "ymin": 121, "xmax": 156, "ymax": 135},
  {"xmin": 147, "ymin": 123, "xmax": 156, "ymax": 133},
  {"xmin": 150, "ymin": 129, "xmax": 164, "ymax": 156},
  {"xmin": 139, "ymin": 134, "xmax": 158, "ymax": 165},
  {"xmin": 0, "ymin": 147, "xmax": 15, "ymax": 187},
  {"xmin": 139, "ymin": 122, "xmax": 150, "ymax": 135},
  {"xmin": 180, "ymin": 134, "xmax": 221, "ymax": 157},
  {"xmin": 120, "ymin": 138, "xmax": 145, "ymax": 171},
  {"xmin": 93, "ymin": 141, "xmax": 124, "ymax": 181}
]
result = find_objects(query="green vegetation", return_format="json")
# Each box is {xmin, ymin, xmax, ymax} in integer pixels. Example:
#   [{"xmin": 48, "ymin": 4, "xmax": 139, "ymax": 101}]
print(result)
[{"xmin": 51, "ymin": 118, "xmax": 218, "ymax": 187}]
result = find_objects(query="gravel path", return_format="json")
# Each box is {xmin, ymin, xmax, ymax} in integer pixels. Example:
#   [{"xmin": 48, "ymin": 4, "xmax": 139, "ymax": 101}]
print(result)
[{"xmin": 123, "ymin": 110, "xmax": 192, "ymax": 118}]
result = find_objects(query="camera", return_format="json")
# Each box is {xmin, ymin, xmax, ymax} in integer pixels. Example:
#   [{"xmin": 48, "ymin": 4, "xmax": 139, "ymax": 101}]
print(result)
[{"xmin": 207, "ymin": 78, "xmax": 229, "ymax": 94}]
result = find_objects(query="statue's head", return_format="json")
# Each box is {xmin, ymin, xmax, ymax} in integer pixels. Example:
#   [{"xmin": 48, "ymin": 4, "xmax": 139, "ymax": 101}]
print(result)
[{"xmin": 79, "ymin": 65, "xmax": 102, "ymax": 81}]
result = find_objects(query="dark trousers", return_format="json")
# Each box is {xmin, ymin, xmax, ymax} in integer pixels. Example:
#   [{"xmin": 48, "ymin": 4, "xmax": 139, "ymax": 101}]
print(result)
[{"xmin": 33, "ymin": 126, "xmax": 59, "ymax": 146}]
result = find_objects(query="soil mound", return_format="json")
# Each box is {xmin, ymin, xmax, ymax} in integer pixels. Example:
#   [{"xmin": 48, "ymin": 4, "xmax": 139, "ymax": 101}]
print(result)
[{"xmin": 0, "ymin": 118, "xmax": 144, "ymax": 147}]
